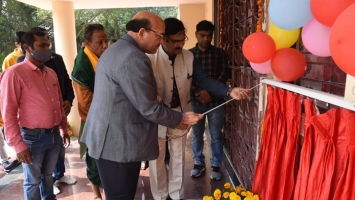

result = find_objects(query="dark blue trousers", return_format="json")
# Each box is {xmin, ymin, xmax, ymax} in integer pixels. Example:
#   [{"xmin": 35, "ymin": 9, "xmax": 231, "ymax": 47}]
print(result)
[{"xmin": 95, "ymin": 158, "xmax": 141, "ymax": 200}]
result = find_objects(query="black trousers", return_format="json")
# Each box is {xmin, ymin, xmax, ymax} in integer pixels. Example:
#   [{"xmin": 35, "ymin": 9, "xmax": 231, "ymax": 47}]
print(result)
[{"xmin": 95, "ymin": 158, "xmax": 141, "ymax": 200}]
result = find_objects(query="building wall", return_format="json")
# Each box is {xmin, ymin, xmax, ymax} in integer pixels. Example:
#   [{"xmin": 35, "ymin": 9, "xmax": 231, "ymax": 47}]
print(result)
[{"xmin": 179, "ymin": 2, "xmax": 214, "ymax": 49}]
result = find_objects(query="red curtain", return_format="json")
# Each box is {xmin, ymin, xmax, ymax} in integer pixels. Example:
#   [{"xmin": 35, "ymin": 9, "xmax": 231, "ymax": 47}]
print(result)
[
  {"xmin": 252, "ymin": 86, "xmax": 301, "ymax": 200},
  {"xmin": 293, "ymin": 99, "xmax": 318, "ymax": 199},
  {"xmin": 253, "ymin": 86, "xmax": 355, "ymax": 200},
  {"xmin": 293, "ymin": 108, "xmax": 354, "ymax": 200},
  {"xmin": 333, "ymin": 110, "xmax": 355, "ymax": 198}
]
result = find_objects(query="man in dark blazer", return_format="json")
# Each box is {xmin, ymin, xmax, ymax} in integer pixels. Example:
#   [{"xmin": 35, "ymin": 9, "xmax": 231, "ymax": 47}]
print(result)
[{"xmin": 80, "ymin": 11, "xmax": 203, "ymax": 200}]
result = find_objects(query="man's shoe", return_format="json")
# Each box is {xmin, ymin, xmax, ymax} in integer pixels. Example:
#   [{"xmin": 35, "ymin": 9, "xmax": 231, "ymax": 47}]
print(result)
[
  {"xmin": 1, "ymin": 161, "xmax": 10, "ymax": 171},
  {"xmin": 190, "ymin": 164, "xmax": 206, "ymax": 177},
  {"xmin": 53, "ymin": 185, "xmax": 60, "ymax": 195},
  {"xmin": 4, "ymin": 159, "xmax": 21, "ymax": 171},
  {"xmin": 56, "ymin": 175, "xmax": 77, "ymax": 185},
  {"xmin": 210, "ymin": 166, "xmax": 221, "ymax": 180}
]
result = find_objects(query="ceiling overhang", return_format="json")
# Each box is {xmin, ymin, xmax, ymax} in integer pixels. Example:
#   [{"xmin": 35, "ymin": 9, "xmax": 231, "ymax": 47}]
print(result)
[{"xmin": 16, "ymin": 0, "xmax": 208, "ymax": 10}]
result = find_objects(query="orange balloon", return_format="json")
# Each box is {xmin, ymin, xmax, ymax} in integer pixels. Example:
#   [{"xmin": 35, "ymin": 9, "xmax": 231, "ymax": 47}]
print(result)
[
  {"xmin": 271, "ymin": 48, "xmax": 306, "ymax": 81},
  {"xmin": 242, "ymin": 32, "xmax": 276, "ymax": 63},
  {"xmin": 311, "ymin": 0, "xmax": 355, "ymax": 27},
  {"xmin": 330, "ymin": 3, "xmax": 355, "ymax": 76}
]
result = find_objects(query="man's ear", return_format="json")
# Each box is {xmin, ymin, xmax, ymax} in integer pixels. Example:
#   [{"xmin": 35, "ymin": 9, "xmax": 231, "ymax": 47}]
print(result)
[
  {"xmin": 84, "ymin": 40, "xmax": 90, "ymax": 47},
  {"xmin": 23, "ymin": 43, "xmax": 31, "ymax": 53},
  {"xmin": 138, "ymin": 28, "xmax": 146, "ymax": 40}
]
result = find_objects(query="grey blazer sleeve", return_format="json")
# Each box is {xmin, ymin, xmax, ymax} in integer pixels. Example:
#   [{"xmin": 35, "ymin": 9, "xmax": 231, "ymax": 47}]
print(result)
[{"xmin": 106, "ymin": 46, "xmax": 183, "ymax": 128}]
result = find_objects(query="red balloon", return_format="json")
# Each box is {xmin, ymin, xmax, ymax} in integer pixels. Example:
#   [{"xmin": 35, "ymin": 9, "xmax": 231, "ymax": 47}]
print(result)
[
  {"xmin": 242, "ymin": 32, "xmax": 276, "ymax": 63},
  {"xmin": 311, "ymin": 0, "xmax": 355, "ymax": 27},
  {"xmin": 271, "ymin": 48, "xmax": 306, "ymax": 81},
  {"xmin": 330, "ymin": 3, "xmax": 355, "ymax": 77}
]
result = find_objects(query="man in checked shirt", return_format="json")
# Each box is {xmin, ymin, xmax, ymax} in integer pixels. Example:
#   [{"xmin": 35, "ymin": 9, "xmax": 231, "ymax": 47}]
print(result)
[
  {"xmin": 0, "ymin": 28, "xmax": 70, "ymax": 200},
  {"xmin": 189, "ymin": 20, "xmax": 230, "ymax": 181}
]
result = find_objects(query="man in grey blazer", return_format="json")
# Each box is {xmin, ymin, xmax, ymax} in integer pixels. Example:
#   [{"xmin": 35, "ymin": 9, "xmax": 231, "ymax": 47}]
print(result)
[{"xmin": 80, "ymin": 11, "xmax": 203, "ymax": 200}]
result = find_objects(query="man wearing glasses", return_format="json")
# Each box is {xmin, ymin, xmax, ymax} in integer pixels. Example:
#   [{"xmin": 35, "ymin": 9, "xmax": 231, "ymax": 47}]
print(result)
[
  {"xmin": 147, "ymin": 18, "xmax": 249, "ymax": 200},
  {"xmin": 79, "ymin": 12, "xmax": 204, "ymax": 200}
]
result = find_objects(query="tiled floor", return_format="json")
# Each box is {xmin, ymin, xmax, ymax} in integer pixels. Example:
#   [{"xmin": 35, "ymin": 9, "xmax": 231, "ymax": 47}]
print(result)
[{"xmin": 0, "ymin": 130, "xmax": 233, "ymax": 200}]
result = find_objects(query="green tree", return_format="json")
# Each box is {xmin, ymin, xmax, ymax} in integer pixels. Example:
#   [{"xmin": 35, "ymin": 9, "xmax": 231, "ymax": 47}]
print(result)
[
  {"xmin": 0, "ymin": 0, "xmax": 46, "ymax": 64},
  {"xmin": 74, "ymin": 7, "xmax": 178, "ymax": 51},
  {"xmin": 0, "ymin": 0, "xmax": 177, "ymax": 63}
]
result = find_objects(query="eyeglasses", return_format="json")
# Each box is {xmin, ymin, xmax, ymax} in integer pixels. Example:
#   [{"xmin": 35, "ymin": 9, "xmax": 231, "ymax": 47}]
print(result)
[
  {"xmin": 145, "ymin": 28, "xmax": 165, "ymax": 39},
  {"xmin": 165, "ymin": 36, "xmax": 189, "ymax": 45}
]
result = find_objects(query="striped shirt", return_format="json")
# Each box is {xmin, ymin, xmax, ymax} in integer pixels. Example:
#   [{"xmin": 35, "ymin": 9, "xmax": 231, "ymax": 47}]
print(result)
[{"xmin": 189, "ymin": 44, "xmax": 230, "ymax": 107}]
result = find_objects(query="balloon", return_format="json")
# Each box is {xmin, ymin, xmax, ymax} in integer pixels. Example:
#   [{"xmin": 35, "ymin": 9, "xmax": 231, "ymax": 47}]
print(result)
[
  {"xmin": 242, "ymin": 32, "xmax": 276, "ymax": 63},
  {"xmin": 271, "ymin": 48, "xmax": 306, "ymax": 81},
  {"xmin": 311, "ymin": 0, "xmax": 355, "ymax": 27},
  {"xmin": 301, "ymin": 18, "xmax": 331, "ymax": 57},
  {"xmin": 269, "ymin": 0, "xmax": 313, "ymax": 30},
  {"xmin": 329, "ymin": 3, "xmax": 355, "ymax": 76},
  {"xmin": 250, "ymin": 60, "xmax": 272, "ymax": 74},
  {"xmin": 268, "ymin": 24, "xmax": 300, "ymax": 49}
]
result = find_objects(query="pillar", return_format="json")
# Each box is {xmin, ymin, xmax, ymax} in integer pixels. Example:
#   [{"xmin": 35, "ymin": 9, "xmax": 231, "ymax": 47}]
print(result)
[
  {"xmin": 52, "ymin": 1, "xmax": 80, "ymax": 136},
  {"xmin": 179, "ymin": 4, "xmax": 206, "ymax": 49}
]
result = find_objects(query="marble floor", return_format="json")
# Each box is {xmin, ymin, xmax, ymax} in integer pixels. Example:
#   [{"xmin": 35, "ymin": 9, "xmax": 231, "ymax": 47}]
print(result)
[{"xmin": 0, "ymin": 131, "xmax": 233, "ymax": 200}]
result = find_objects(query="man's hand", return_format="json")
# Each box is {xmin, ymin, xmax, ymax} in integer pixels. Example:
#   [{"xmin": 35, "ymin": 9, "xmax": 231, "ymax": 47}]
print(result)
[
  {"xmin": 196, "ymin": 90, "xmax": 211, "ymax": 104},
  {"xmin": 176, "ymin": 123, "xmax": 189, "ymax": 130},
  {"xmin": 182, "ymin": 112, "xmax": 203, "ymax": 125},
  {"xmin": 230, "ymin": 87, "xmax": 250, "ymax": 100},
  {"xmin": 16, "ymin": 148, "xmax": 33, "ymax": 164},
  {"xmin": 157, "ymin": 95, "xmax": 162, "ymax": 104},
  {"xmin": 63, "ymin": 100, "xmax": 72, "ymax": 116},
  {"xmin": 62, "ymin": 134, "xmax": 71, "ymax": 148}
]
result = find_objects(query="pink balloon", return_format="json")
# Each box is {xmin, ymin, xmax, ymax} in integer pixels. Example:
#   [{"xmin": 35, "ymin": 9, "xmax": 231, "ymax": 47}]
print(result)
[
  {"xmin": 301, "ymin": 18, "xmax": 331, "ymax": 57},
  {"xmin": 250, "ymin": 60, "xmax": 272, "ymax": 74}
]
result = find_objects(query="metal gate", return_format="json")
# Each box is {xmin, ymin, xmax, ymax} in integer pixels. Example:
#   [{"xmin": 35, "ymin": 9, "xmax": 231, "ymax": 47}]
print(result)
[
  {"xmin": 218, "ymin": 0, "xmax": 346, "ymax": 190},
  {"xmin": 219, "ymin": 0, "xmax": 260, "ymax": 190}
]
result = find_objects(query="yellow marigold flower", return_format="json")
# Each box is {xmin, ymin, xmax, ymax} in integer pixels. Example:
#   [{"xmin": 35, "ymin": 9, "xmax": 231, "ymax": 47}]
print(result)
[
  {"xmin": 235, "ymin": 186, "xmax": 243, "ymax": 194},
  {"xmin": 246, "ymin": 191, "xmax": 254, "ymax": 197},
  {"xmin": 203, "ymin": 196, "xmax": 214, "ymax": 200},
  {"xmin": 214, "ymin": 189, "xmax": 222, "ymax": 200},
  {"xmin": 205, "ymin": 183, "xmax": 258, "ymax": 200},
  {"xmin": 252, "ymin": 195, "xmax": 260, "ymax": 200},
  {"xmin": 224, "ymin": 182, "xmax": 231, "ymax": 189},
  {"xmin": 229, "ymin": 192, "xmax": 241, "ymax": 200}
]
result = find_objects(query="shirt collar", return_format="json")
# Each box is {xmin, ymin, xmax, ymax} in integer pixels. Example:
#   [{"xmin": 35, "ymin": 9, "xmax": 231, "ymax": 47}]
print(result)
[
  {"xmin": 24, "ymin": 58, "xmax": 47, "ymax": 71},
  {"xmin": 125, "ymin": 34, "xmax": 142, "ymax": 51},
  {"xmin": 194, "ymin": 43, "xmax": 213, "ymax": 52}
]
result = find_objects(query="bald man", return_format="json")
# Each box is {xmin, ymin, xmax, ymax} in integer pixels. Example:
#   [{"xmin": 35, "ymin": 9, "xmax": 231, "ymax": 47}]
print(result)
[{"xmin": 80, "ymin": 11, "xmax": 203, "ymax": 199}]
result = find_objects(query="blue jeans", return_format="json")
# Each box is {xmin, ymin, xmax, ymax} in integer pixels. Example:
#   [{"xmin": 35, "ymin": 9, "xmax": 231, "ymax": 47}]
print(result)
[
  {"xmin": 53, "ymin": 142, "xmax": 65, "ymax": 180},
  {"xmin": 191, "ymin": 105, "xmax": 225, "ymax": 167},
  {"xmin": 21, "ymin": 128, "xmax": 62, "ymax": 200}
]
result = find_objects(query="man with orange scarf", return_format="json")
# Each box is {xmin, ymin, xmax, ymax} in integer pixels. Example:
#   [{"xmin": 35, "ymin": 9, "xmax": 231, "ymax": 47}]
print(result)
[{"xmin": 71, "ymin": 24, "xmax": 108, "ymax": 200}]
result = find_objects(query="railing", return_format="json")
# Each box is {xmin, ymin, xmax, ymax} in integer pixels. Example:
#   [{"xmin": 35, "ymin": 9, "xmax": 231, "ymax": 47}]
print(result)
[{"xmin": 261, "ymin": 78, "xmax": 355, "ymax": 111}]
